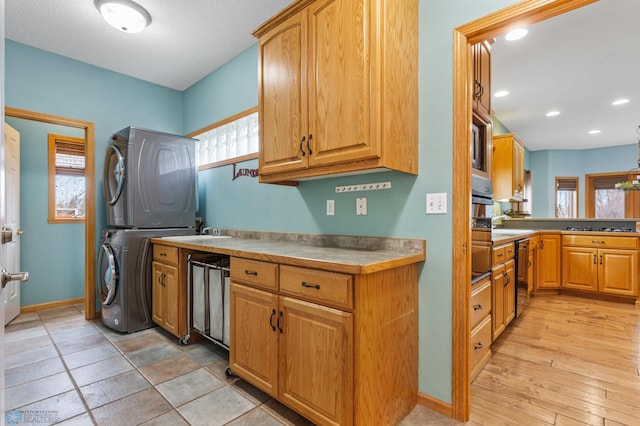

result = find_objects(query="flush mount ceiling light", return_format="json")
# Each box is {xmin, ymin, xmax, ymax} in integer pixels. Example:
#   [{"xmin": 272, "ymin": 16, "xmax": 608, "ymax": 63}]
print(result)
[
  {"xmin": 494, "ymin": 90, "xmax": 510, "ymax": 98},
  {"xmin": 588, "ymin": 129, "xmax": 601, "ymax": 135},
  {"xmin": 505, "ymin": 28, "xmax": 528, "ymax": 41},
  {"xmin": 95, "ymin": 0, "xmax": 151, "ymax": 34},
  {"xmin": 545, "ymin": 110, "xmax": 560, "ymax": 117},
  {"xmin": 612, "ymin": 98, "xmax": 630, "ymax": 106}
]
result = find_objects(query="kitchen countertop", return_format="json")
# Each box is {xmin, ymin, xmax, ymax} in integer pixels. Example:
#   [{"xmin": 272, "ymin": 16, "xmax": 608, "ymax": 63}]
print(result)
[
  {"xmin": 490, "ymin": 228, "xmax": 640, "ymax": 244},
  {"xmin": 151, "ymin": 231, "xmax": 426, "ymax": 275}
]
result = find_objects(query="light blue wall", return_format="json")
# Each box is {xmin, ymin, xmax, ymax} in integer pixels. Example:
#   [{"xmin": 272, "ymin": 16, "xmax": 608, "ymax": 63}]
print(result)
[
  {"xmin": 5, "ymin": 40, "xmax": 184, "ymax": 305},
  {"xmin": 531, "ymin": 144, "xmax": 636, "ymax": 217},
  {"xmin": 5, "ymin": 118, "xmax": 85, "ymax": 305}
]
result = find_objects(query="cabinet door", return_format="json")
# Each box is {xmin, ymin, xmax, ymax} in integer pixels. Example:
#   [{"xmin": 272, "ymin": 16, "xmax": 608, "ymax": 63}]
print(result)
[
  {"xmin": 229, "ymin": 283, "xmax": 280, "ymax": 397},
  {"xmin": 473, "ymin": 40, "xmax": 491, "ymax": 120},
  {"xmin": 562, "ymin": 247, "xmax": 598, "ymax": 291},
  {"xmin": 599, "ymin": 249, "xmax": 638, "ymax": 296},
  {"xmin": 491, "ymin": 264, "xmax": 506, "ymax": 341},
  {"xmin": 504, "ymin": 259, "xmax": 516, "ymax": 326},
  {"xmin": 307, "ymin": 0, "xmax": 378, "ymax": 168},
  {"xmin": 258, "ymin": 10, "xmax": 309, "ymax": 176},
  {"xmin": 279, "ymin": 296, "xmax": 353, "ymax": 426},
  {"xmin": 536, "ymin": 235, "xmax": 561, "ymax": 289},
  {"xmin": 152, "ymin": 261, "xmax": 165, "ymax": 326},
  {"xmin": 513, "ymin": 141, "xmax": 525, "ymax": 198},
  {"xmin": 162, "ymin": 264, "xmax": 179, "ymax": 336}
]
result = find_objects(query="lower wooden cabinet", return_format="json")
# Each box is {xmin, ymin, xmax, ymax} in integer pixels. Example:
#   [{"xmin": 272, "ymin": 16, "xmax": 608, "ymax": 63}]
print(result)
[
  {"xmin": 491, "ymin": 242, "xmax": 515, "ymax": 342},
  {"xmin": 229, "ymin": 257, "xmax": 418, "ymax": 426},
  {"xmin": 151, "ymin": 244, "xmax": 192, "ymax": 339},
  {"xmin": 470, "ymin": 275, "xmax": 491, "ymax": 381},
  {"xmin": 535, "ymin": 233, "xmax": 561, "ymax": 290},
  {"xmin": 562, "ymin": 235, "xmax": 639, "ymax": 297}
]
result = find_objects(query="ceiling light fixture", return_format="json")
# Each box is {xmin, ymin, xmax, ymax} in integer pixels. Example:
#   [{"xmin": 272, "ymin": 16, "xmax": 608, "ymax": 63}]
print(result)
[
  {"xmin": 95, "ymin": 0, "xmax": 151, "ymax": 34},
  {"xmin": 505, "ymin": 28, "xmax": 528, "ymax": 41},
  {"xmin": 545, "ymin": 111, "xmax": 560, "ymax": 117},
  {"xmin": 612, "ymin": 98, "xmax": 630, "ymax": 106},
  {"xmin": 615, "ymin": 126, "xmax": 640, "ymax": 191},
  {"xmin": 588, "ymin": 129, "xmax": 601, "ymax": 135},
  {"xmin": 494, "ymin": 90, "xmax": 509, "ymax": 98}
]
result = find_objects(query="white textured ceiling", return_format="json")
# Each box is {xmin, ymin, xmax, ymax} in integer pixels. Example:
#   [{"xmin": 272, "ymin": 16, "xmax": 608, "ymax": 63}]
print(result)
[
  {"xmin": 5, "ymin": 0, "xmax": 638, "ymax": 152},
  {"xmin": 5, "ymin": 0, "xmax": 291, "ymax": 91},
  {"xmin": 492, "ymin": 0, "xmax": 640, "ymax": 151}
]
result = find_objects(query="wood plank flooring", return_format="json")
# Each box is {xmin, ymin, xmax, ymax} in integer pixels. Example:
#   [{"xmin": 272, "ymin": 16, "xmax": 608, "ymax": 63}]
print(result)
[{"xmin": 468, "ymin": 294, "xmax": 640, "ymax": 426}]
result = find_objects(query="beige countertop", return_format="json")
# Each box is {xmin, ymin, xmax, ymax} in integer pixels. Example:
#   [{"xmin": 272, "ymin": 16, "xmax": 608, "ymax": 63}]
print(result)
[{"xmin": 150, "ymin": 231, "xmax": 426, "ymax": 275}]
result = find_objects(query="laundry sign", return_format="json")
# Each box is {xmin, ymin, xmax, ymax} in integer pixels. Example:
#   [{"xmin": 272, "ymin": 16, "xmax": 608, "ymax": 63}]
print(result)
[{"xmin": 232, "ymin": 163, "xmax": 258, "ymax": 181}]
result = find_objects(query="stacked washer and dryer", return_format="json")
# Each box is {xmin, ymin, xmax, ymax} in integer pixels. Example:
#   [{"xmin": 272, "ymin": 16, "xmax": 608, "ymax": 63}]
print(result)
[{"xmin": 97, "ymin": 127, "xmax": 197, "ymax": 333}]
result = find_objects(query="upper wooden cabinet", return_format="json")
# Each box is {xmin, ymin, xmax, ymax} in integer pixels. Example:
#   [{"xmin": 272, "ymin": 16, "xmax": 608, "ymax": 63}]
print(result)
[
  {"xmin": 253, "ymin": 0, "xmax": 418, "ymax": 183},
  {"xmin": 472, "ymin": 40, "xmax": 492, "ymax": 121},
  {"xmin": 492, "ymin": 133, "xmax": 525, "ymax": 201}
]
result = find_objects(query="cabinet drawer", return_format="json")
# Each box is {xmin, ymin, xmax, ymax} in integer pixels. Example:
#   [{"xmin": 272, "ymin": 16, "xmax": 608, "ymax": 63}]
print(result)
[
  {"xmin": 153, "ymin": 245, "xmax": 178, "ymax": 265},
  {"xmin": 562, "ymin": 234, "xmax": 639, "ymax": 249},
  {"xmin": 230, "ymin": 257, "xmax": 278, "ymax": 291},
  {"xmin": 492, "ymin": 242, "xmax": 515, "ymax": 264},
  {"xmin": 280, "ymin": 265, "xmax": 353, "ymax": 310},
  {"xmin": 471, "ymin": 277, "xmax": 491, "ymax": 330},
  {"xmin": 470, "ymin": 315, "xmax": 492, "ymax": 380}
]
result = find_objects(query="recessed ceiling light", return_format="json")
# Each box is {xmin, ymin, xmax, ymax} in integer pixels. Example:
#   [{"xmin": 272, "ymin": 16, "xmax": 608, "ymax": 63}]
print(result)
[
  {"xmin": 545, "ymin": 111, "xmax": 560, "ymax": 117},
  {"xmin": 505, "ymin": 28, "xmax": 528, "ymax": 41},
  {"xmin": 588, "ymin": 130, "xmax": 601, "ymax": 135},
  {"xmin": 494, "ymin": 90, "xmax": 509, "ymax": 98},
  {"xmin": 611, "ymin": 98, "xmax": 630, "ymax": 106},
  {"xmin": 95, "ymin": 0, "xmax": 152, "ymax": 34}
]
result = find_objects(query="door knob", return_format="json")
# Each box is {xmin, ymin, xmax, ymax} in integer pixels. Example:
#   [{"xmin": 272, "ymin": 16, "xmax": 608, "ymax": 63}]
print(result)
[{"xmin": 1, "ymin": 267, "xmax": 29, "ymax": 289}]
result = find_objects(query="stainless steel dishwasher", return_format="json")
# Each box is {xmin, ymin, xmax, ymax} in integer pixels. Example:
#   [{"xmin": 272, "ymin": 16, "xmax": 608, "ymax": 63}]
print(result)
[{"xmin": 515, "ymin": 239, "xmax": 530, "ymax": 317}]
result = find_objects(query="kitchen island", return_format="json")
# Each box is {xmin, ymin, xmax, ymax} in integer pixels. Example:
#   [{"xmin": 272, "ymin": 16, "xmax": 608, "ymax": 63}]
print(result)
[{"xmin": 150, "ymin": 230, "xmax": 426, "ymax": 426}]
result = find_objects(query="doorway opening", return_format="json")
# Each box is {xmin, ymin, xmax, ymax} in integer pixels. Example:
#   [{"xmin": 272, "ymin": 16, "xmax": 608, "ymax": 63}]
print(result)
[
  {"xmin": 451, "ymin": 0, "xmax": 598, "ymax": 421},
  {"xmin": 5, "ymin": 107, "xmax": 96, "ymax": 321}
]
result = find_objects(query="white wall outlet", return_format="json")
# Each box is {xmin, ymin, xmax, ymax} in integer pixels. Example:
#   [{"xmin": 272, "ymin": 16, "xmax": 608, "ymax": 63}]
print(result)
[
  {"xmin": 326, "ymin": 199, "xmax": 335, "ymax": 216},
  {"xmin": 356, "ymin": 197, "xmax": 367, "ymax": 216},
  {"xmin": 426, "ymin": 193, "xmax": 447, "ymax": 214}
]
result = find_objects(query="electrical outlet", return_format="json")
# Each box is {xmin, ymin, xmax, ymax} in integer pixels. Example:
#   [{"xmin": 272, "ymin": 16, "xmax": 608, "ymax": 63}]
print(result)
[
  {"xmin": 326, "ymin": 199, "xmax": 335, "ymax": 216},
  {"xmin": 356, "ymin": 197, "xmax": 367, "ymax": 216},
  {"xmin": 426, "ymin": 193, "xmax": 447, "ymax": 214}
]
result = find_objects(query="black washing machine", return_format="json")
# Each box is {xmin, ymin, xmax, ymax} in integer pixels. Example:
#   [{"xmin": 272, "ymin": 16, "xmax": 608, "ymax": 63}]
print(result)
[{"xmin": 97, "ymin": 227, "xmax": 194, "ymax": 333}]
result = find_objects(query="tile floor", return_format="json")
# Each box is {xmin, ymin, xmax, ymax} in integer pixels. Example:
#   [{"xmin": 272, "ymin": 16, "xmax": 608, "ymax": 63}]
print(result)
[{"xmin": 4, "ymin": 305, "xmax": 461, "ymax": 425}]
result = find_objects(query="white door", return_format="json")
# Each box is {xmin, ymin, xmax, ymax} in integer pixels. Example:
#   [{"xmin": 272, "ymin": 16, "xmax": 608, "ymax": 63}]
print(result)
[{"xmin": 3, "ymin": 123, "xmax": 20, "ymax": 325}]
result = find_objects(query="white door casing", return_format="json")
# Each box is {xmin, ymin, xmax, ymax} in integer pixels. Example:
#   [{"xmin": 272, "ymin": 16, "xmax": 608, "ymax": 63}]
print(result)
[{"xmin": 4, "ymin": 123, "xmax": 20, "ymax": 325}]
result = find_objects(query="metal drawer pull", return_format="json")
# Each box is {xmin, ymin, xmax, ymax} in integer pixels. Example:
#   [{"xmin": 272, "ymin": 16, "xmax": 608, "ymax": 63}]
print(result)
[
  {"xmin": 244, "ymin": 270, "xmax": 258, "ymax": 276},
  {"xmin": 474, "ymin": 343, "xmax": 483, "ymax": 350},
  {"xmin": 299, "ymin": 136, "xmax": 306, "ymax": 157},
  {"xmin": 301, "ymin": 281, "xmax": 320, "ymax": 290},
  {"xmin": 497, "ymin": 253, "xmax": 504, "ymax": 257},
  {"xmin": 160, "ymin": 252, "xmax": 167, "ymax": 256},
  {"xmin": 593, "ymin": 254, "xmax": 596, "ymax": 264},
  {"xmin": 473, "ymin": 304, "xmax": 483, "ymax": 311},
  {"xmin": 269, "ymin": 309, "xmax": 276, "ymax": 331},
  {"xmin": 277, "ymin": 311, "xmax": 283, "ymax": 334},
  {"xmin": 591, "ymin": 240, "xmax": 605, "ymax": 244}
]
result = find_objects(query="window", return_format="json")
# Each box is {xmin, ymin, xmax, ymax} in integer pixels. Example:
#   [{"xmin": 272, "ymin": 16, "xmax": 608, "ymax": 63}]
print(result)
[
  {"xmin": 555, "ymin": 176, "xmax": 578, "ymax": 218},
  {"xmin": 189, "ymin": 107, "xmax": 259, "ymax": 169},
  {"xmin": 586, "ymin": 173, "xmax": 640, "ymax": 218},
  {"xmin": 48, "ymin": 134, "xmax": 86, "ymax": 222}
]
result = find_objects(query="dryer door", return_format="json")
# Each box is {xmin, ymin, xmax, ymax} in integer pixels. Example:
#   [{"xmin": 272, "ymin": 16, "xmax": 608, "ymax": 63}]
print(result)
[
  {"xmin": 98, "ymin": 243, "xmax": 118, "ymax": 306},
  {"xmin": 104, "ymin": 144, "xmax": 125, "ymax": 206}
]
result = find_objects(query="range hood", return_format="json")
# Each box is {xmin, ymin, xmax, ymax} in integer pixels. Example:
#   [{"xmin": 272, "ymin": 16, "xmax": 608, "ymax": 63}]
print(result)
[{"xmin": 471, "ymin": 173, "xmax": 494, "ymax": 205}]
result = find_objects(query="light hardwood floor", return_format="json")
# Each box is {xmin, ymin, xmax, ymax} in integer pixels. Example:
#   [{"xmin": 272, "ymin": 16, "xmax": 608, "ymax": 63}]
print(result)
[{"xmin": 469, "ymin": 294, "xmax": 640, "ymax": 426}]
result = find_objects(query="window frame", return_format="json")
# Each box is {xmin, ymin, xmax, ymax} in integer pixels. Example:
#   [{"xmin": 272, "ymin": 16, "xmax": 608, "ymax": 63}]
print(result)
[
  {"xmin": 555, "ymin": 176, "xmax": 579, "ymax": 218},
  {"xmin": 48, "ymin": 133, "xmax": 86, "ymax": 223},
  {"xmin": 187, "ymin": 106, "xmax": 258, "ymax": 170},
  {"xmin": 585, "ymin": 172, "xmax": 640, "ymax": 218}
]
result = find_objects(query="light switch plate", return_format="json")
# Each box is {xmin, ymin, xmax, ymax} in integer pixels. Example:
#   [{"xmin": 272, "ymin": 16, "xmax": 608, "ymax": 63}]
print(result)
[
  {"xmin": 326, "ymin": 199, "xmax": 335, "ymax": 216},
  {"xmin": 426, "ymin": 193, "xmax": 447, "ymax": 214},
  {"xmin": 356, "ymin": 197, "xmax": 367, "ymax": 215}
]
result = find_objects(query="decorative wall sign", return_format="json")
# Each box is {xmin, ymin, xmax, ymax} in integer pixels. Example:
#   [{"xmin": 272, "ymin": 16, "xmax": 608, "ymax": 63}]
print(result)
[{"xmin": 232, "ymin": 163, "xmax": 258, "ymax": 181}]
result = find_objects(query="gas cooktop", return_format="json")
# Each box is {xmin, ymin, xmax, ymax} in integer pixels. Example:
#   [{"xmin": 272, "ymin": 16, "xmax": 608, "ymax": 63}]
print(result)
[{"xmin": 565, "ymin": 226, "xmax": 635, "ymax": 233}]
